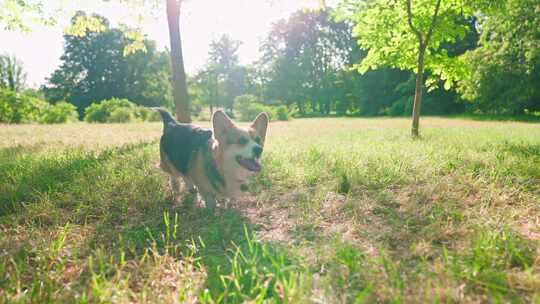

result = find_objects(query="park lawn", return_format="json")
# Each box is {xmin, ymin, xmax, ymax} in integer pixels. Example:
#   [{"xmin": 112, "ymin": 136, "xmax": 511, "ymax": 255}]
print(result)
[{"xmin": 1, "ymin": 117, "xmax": 539, "ymax": 303}]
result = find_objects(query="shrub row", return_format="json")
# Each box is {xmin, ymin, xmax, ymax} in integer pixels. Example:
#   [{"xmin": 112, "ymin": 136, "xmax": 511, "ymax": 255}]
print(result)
[
  {"xmin": 0, "ymin": 89, "xmax": 78, "ymax": 124},
  {"xmin": 234, "ymin": 94, "xmax": 290, "ymax": 122},
  {"xmin": 1, "ymin": 89, "xmax": 288, "ymax": 125},
  {"xmin": 0, "ymin": 89, "xmax": 162, "ymax": 124},
  {"xmin": 84, "ymin": 98, "xmax": 160, "ymax": 123}
]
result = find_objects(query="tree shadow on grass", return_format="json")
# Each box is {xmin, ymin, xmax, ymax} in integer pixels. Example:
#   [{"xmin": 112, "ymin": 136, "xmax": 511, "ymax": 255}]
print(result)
[
  {"xmin": 502, "ymin": 142, "xmax": 540, "ymax": 158},
  {"xmin": 0, "ymin": 143, "xmax": 49, "ymax": 161},
  {"xmin": 98, "ymin": 190, "xmax": 301, "ymax": 301},
  {"xmin": 449, "ymin": 114, "xmax": 540, "ymax": 123},
  {"xmin": 104, "ymin": 200, "xmax": 266, "ymax": 298},
  {"xmin": 499, "ymin": 142, "xmax": 540, "ymax": 191},
  {"xmin": 0, "ymin": 142, "xmax": 153, "ymax": 216},
  {"xmin": 1, "ymin": 139, "xmax": 299, "ymax": 301}
]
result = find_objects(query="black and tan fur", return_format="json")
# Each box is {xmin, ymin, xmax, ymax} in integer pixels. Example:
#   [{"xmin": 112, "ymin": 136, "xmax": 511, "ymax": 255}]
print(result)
[{"xmin": 157, "ymin": 109, "xmax": 268, "ymax": 211}]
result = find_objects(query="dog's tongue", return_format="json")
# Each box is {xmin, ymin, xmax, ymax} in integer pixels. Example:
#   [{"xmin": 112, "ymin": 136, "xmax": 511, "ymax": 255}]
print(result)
[{"xmin": 238, "ymin": 157, "xmax": 262, "ymax": 172}]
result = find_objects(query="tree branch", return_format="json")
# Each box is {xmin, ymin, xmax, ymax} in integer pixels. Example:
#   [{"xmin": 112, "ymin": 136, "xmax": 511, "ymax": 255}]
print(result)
[
  {"xmin": 425, "ymin": 0, "xmax": 442, "ymax": 46},
  {"xmin": 405, "ymin": 0, "xmax": 423, "ymax": 44}
]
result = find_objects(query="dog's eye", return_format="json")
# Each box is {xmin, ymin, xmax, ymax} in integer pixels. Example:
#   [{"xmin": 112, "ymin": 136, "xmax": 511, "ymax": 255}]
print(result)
[{"xmin": 238, "ymin": 137, "xmax": 249, "ymax": 145}]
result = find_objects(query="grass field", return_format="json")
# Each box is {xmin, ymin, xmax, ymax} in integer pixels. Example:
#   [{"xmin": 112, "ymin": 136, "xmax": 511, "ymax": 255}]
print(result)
[{"xmin": 1, "ymin": 117, "xmax": 539, "ymax": 303}]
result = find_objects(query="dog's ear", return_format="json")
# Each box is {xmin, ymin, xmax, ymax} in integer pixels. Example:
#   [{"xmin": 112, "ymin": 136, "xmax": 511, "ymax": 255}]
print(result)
[
  {"xmin": 251, "ymin": 112, "xmax": 269, "ymax": 146},
  {"xmin": 212, "ymin": 110, "xmax": 234, "ymax": 142}
]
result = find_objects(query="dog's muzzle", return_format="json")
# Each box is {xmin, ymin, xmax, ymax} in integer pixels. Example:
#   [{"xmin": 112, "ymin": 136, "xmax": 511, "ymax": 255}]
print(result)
[{"xmin": 236, "ymin": 155, "xmax": 262, "ymax": 172}]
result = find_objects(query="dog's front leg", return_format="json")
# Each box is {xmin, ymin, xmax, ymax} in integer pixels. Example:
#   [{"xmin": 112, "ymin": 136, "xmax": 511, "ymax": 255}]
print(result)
[
  {"xmin": 169, "ymin": 176, "xmax": 181, "ymax": 201},
  {"xmin": 203, "ymin": 194, "xmax": 217, "ymax": 212}
]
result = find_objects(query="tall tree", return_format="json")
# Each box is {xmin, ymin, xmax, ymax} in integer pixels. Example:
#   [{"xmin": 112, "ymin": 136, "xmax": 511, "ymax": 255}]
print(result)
[
  {"xmin": 337, "ymin": 0, "xmax": 473, "ymax": 137},
  {"xmin": 1, "ymin": 0, "xmax": 192, "ymax": 122},
  {"xmin": 207, "ymin": 34, "xmax": 245, "ymax": 110},
  {"xmin": 43, "ymin": 13, "xmax": 172, "ymax": 114},
  {"xmin": 193, "ymin": 67, "xmax": 219, "ymax": 115},
  {"xmin": 209, "ymin": 35, "xmax": 241, "ymax": 75},
  {"xmin": 406, "ymin": 0, "xmax": 442, "ymax": 137},
  {"xmin": 0, "ymin": 54, "xmax": 27, "ymax": 92},
  {"xmin": 193, "ymin": 35, "xmax": 249, "ymax": 114},
  {"xmin": 458, "ymin": 0, "xmax": 540, "ymax": 115},
  {"xmin": 260, "ymin": 9, "xmax": 355, "ymax": 115}
]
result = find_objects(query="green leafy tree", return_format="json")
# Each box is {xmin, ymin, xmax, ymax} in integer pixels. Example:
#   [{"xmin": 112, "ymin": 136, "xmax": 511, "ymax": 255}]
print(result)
[
  {"xmin": 207, "ymin": 34, "xmax": 246, "ymax": 111},
  {"xmin": 458, "ymin": 0, "xmax": 540, "ymax": 115},
  {"xmin": 42, "ymin": 13, "xmax": 172, "ymax": 115},
  {"xmin": 209, "ymin": 35, "xmax": 241, "ymax": 76},
  {"xmin": 1, "ymin": 0, "xmax": 191, "ymax": 123},
  {"xmin": 338, "ymin": 0, "xmax": 472, "ymax": 137},
  {"xmin": 0, "ymin": 54, "xmax": 27, "ymax": 92},
  {"xmin": 0, "ymin": 0, "xmax": 54, "ymax": 31},
  {"xmin": 243, "ymin": 65, "xmax": 266, "ymax": 101},
  {"xmin": 261, "ymin": 9, "xmax": 357, "ymax": 115},
  {"xmin": 193, "ymin": 67, "xmax": 220, "ymax": 115}
]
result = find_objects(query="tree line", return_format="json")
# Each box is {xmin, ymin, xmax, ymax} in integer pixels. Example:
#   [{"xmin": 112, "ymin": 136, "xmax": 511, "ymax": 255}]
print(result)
[{"xmin": 1, "ymin": 0, "xmax": 539, "ymax": 130}]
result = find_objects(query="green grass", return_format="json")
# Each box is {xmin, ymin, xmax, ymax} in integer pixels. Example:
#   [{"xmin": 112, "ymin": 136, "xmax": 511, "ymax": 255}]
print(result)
[{"xmin": 1, "ymin": 118, "xmax": 539, "ymax": 303}]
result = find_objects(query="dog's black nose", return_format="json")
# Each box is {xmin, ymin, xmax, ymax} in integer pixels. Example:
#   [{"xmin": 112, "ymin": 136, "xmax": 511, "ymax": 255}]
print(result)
[{"xmin": 253, "ymin": 145, "xmax": 263, "ymax": 158}]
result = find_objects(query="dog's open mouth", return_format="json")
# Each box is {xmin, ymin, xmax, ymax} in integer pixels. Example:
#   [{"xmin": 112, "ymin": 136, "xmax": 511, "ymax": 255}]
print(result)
[{"xmin": 236, "ymin": 156, "xmax": 262, "ymax": 172}]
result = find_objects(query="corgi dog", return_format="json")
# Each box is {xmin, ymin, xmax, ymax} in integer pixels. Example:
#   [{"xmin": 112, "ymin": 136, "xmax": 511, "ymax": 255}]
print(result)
[{"xmin": 156, "ymin": 108, "xmax": 269, "ymax": 211}]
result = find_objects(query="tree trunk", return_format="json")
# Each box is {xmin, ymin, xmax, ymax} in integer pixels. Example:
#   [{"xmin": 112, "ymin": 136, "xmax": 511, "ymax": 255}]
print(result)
[
  {"xmin": 411, "ymin": 46, "xmax": 425, "ymax": 138},
  {"xmin": 406, "ymin": 0, "xmax": 441, "ymax": 138},
  {"xmin": 166, "ymin": 0, "xmax": 191, "ymax": 123}
]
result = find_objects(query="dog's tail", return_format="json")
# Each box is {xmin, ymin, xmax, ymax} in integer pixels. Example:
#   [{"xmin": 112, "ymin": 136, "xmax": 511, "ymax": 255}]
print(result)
[{"xmin": 153, "ymin": 107, "xmax": 176, "ymax": 129}]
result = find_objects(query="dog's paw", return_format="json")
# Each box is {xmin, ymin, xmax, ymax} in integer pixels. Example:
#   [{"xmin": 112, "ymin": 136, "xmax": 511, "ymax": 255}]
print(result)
[{"xmin": 203, "ymin": 196, "xmax": 217, "ymax": 213}]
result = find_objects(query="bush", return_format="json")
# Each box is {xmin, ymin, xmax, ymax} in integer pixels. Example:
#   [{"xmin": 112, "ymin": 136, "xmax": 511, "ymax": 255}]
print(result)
[
  {"xmin": 84, "ymin": 103, "xmax": 109, "ymax": 123},
  {"xmin": 235, "ymin": 94, "xmax": 259, "ymax": 108},
  {"xmin": 196, "ymin": 109, "xmax": 212, "ymax": 122},
  {"xmin": 40, "ymin": 102, "xmax": 79, "ymax": 124},
  {"xmin": 235, "ymin": 94, "xmax": 274, "ymax": 122},
  {"xmin": 135, "ymin": 106, "xmax": 161, "ymax": 122},
  {"xmin": 108, "ymin": 108, "xmax": 134, "ymax": 123},
  {"xmin": 84, "ymin": 98, "xmax": 131, "ymax": 123},
  {"xmin": 275, "ymin": 106, "xmax": 290, "ymax": 121},
  {"xmin": 84, "ymin": 98, "xmax": 163, "ymax": 123},
  {"xmin": 0, "ymin": 88, "xmax": 49, "ymax": 123},
  {"xmin": 84, "ymin": 98, "xmax": 134, "ymax": 123},
  {"xmin": 240, "ymin": 103, "xmax": 275, "ymax": 122}
]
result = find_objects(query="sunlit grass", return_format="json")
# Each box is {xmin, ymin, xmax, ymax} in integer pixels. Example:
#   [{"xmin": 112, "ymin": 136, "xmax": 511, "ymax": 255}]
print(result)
[{"xmin": 1, "ymin": 117, "xmax": 539, "ymax": 302}]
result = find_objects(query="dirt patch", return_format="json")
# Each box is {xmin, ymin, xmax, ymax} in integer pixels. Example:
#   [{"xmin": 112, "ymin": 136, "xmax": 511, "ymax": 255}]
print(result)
[{"xmin": 233, "ymin": 195, "xmax": 294, "ymax": 242}]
